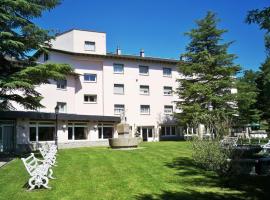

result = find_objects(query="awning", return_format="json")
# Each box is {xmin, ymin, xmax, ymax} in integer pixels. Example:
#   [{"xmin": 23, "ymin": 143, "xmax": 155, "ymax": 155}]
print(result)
[{"xmin": 0, "ymin": 111, "xmax": 120, "ymax": 123}]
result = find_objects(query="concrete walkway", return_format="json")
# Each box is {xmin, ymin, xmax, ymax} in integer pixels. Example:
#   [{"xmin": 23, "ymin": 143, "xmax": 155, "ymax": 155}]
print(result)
[{"xmin": 0, "ymin": 155, "xmax": 14, "ymax": 168}]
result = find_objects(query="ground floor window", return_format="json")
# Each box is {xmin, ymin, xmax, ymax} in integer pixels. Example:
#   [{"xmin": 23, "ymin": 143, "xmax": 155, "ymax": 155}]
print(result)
[
  {"xmin": 29, "ymin": 122, "xmax": 55, "ymax": 142},
  {"xmin": 161, "ymin": 126, "xmax": 176, "ymax": 136},
  {"xmin": 68, "ymin": 123, "xmax": 88, "ymax": 140},
  {"xmin": 98, "ymin": 124, "xmax": 114, "ymax": 139}
]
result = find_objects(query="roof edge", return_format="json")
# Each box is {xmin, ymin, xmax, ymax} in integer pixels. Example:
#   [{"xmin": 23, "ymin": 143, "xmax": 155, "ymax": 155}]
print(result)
[
  {"xmin": 48, "ymin": 48, "xmax": 180, "ymax": 64},
  {"xmin": 56, "ymin": 29, "xmax": 106, "ymax": 37}
]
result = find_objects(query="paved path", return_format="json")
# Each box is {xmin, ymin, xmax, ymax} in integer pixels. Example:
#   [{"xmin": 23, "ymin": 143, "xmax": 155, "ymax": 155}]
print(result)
[
  {"xmin": 0, "ymin": 161, "xmax": 7, "ymax": 168},
  {"xmin": 0, "ymin": 156, "xmax": 13, "ymax": 168}
]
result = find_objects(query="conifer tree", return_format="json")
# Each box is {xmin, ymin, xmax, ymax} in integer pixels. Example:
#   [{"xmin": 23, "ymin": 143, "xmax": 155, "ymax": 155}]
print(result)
[
  {"xmin": 246, "ymin": 7, "xmax": 270, "ymax": 129},
  {"xmin": 0, "ymin": 0, "xmax": 72, "ymax": 110},
  {"xmin": 175, "ymin": 12, "xmax": 240, "ymax": 137},
  {"xmin": 236, "ymin": 70, "xmax": 261, "ymax": 125}
]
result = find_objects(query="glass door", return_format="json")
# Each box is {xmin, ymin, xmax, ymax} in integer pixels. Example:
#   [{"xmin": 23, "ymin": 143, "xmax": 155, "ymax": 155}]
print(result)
[
  {"xmin": 141, "ymin": 127, "xmax": 154, "ymax": 141},
  {"xmin": 142, "ymin": 128, "xmax": 148, "ymax": 141}
]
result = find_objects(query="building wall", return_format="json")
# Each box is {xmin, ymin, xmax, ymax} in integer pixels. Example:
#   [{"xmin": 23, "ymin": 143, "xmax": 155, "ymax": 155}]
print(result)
[
  {"xmin": 50, "ymin": 30, "xmax": 74, "ymax": 52},
  {"xmin": 50, "ymin": 30, "xmax": 106, "ymax": 55},
  {"xmin": 15, "ymin": 118, "xmax": 118, "ymax": 151}
]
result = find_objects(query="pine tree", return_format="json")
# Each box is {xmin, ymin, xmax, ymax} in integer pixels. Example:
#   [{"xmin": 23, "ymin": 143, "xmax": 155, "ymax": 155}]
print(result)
[
  {"xmin": 246, "ymin": 7, "xmax": 270, "ymax": 130},
  {"xmin": 0, "ymin": 0, "xmax": 72, "ymax": 110},
  {"xmin": 175, "ymin": 12, "xmax": 240, "ymax": 137},
  {"xmin": 236, "ymin": 70, "xmax": 261, "ymax": 125}
]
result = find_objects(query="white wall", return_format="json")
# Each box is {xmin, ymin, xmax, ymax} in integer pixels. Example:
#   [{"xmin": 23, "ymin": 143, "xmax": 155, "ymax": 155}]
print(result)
[
  {"xmin": 50, "ymin": 30, "xmax": 106, "ymax": 55},
  {"xmin": 50, "ymin": 30, "xmax": 74, "ymax": 52}
]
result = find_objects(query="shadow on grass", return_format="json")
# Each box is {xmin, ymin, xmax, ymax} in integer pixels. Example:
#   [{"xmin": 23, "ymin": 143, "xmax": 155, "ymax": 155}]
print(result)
[
  {"xmin": 136, "ymin": 190, "xmax": 243, "ymax": 200},
  {"xmin": 136, "ymin": 156, "xmax": 270, "ymax": 200}
]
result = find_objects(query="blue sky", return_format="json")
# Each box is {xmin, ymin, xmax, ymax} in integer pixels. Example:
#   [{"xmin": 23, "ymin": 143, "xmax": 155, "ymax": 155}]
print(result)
[{"xmin": 34, "ymin": 0, "xmax": 270, "ymax": 72}]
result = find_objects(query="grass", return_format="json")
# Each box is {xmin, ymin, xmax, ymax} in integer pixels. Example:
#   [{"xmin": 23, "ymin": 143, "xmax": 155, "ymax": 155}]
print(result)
[{"xmin": 0, "ymin": 141, "xmax": 269, "ymax": 200}]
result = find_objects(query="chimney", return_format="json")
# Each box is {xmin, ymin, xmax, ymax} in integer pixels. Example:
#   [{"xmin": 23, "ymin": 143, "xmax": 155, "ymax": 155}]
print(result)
[
  {"xmin": 140, "ymin": 49, "xmax": 145, "ymax": 57},
  {"xmin": 116, "ymin": 46, "xmax": 121, "ymax": 55}
]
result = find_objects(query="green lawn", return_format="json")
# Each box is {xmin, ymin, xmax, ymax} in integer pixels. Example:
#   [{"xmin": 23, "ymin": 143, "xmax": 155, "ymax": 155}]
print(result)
[{"xmin": 0, "ymin": 142, "xmax": 269, "ymax": 200}]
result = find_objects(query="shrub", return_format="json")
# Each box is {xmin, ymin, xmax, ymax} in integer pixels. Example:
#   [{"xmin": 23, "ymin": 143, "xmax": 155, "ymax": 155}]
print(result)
[{"xmin": 192, "ymin": 139, "xmax": 233, "ymax": 176}]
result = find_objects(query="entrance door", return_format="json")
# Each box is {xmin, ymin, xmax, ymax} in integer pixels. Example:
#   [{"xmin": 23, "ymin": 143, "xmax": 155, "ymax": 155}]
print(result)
[
  {"xmin": 142, "ymin": 128, "xmax": 148, "ymax": 141},
  {"xmin": 141, "ymin": 127, "xmax": 154, "ymax": 142}
]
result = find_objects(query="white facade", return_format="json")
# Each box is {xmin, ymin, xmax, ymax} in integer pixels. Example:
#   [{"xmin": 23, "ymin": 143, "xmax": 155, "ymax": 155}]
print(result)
[{"xmin": 0, "ymin": 29, "xmax": 182, "ymax": 152}]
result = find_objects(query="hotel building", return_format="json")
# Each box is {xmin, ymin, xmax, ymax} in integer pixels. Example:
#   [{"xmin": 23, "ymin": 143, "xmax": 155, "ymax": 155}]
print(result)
[{"xmin": 0, "ymin": 29, "xmax": 183, "ymax": 152}]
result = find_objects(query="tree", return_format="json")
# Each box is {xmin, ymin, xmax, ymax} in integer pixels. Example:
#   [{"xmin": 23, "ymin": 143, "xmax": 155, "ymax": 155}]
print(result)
[
  {"xmin": 175, "ymin": 12, "xmax": 240, "ymax": 138},
  {"xmin": 0, "ymin": 0, "xmax": 73, "ymax": 110},
  {"xmin": 246, "ymin": 7, "xmax": 270, "ymax": 55},
  {"xmin": 236, "ymin": 70, "xmax": 261, "ymax": 125},
  {"xmin": 256, "ymin": 58, "xmax": 270, "ymax": 129},
  {"xmin": 246, "ymin": 7, "xmax": 270, "ymax": 129}
]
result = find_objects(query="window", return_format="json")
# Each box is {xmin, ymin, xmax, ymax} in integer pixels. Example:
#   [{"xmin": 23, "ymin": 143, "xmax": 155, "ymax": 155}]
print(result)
[
  {"xmin": 114, "ymin": 104, "xmax": 125, "ymax": 115},
  {"xmin": 29, "ymin": 122, "xmax": 55, "ymax": 142},
  {"xmin": 68, "ymin": 127, "xmax": 73, "ymax": 140},
  {"xmin": 98, "ymin": 124, "xmax": 114, "ymax": 139},
  {"xmin": 29, "ymin": 127, "xmax": 36, "ymax": 141},
  {"xmin": 163, "ymin": 67, "xmax": 172, "ymax": 77},
  {"xmin": 164, "ymin": 105, "xmax": 173, "ymax": 115},
  {"xmin": 84, "ymin": 41, "xmax": 95, "ymax": 51},
  {"xmin": 74, "ymin": 127, "xmax": 87, "ymax": 140},
  {"xmin": 161, "ymin": 126, "xmax": 176, "ymax": 136},
  {"xmin": 56, "ymin": 79, "xmax": 67, "ymax": 89},
  {"xmin": 114, "ymin": 84, "xmax": 124, "ymax": 94},
  {"xmin": 38, "ymin": 127, "xmax": 54, "ymax": 141},
  {"xmin": 140, "ymin": 85, "xmax": 149, "ymax": 95},
  {"xmin": 140, "ymin": 105, "xmax": 150, "ymax": 115},
  {"xmin": 57, "ymin": 102, "xmax": 67, "ymax": 113},
  {"xmin": 139, "ymin": 66, "xmax": 149, "ymax": 75},
  {"xmin": 84, "ymin": 95, "xmax": 97, "ymax": 103},
  {"xmin": 84, "ymin": 74, "xmax": 97, "ymax": 82},
  {"xmin": 44, "ymin": 53, "xmax": 49, "ymax": 62},
  {"xmin": 164, "ymin": 86, "xmax": 173, "ymax": 96},
  {"xmin": 68, "ymin": 123, "xmax": 88, "ymax": 140},
  {"xmin": 113, "ymin": 64, "xmax": 124, "ymax": 74}
]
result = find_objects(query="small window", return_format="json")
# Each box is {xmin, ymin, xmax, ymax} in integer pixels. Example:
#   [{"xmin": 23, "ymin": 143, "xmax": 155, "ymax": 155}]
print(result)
[
  {"xmin": 114, "ymin": 84, "xmax": 124, "ymax": 94},
  {"xmin": 98, "ymin": 125, "xmax": 114, "ymax": 139},
  {"xmin": 68, "ymin": 127, "xmax": 73, "ymax": 140},
  {"xmin": 139, "ymin": 66, "xmax": 149, "ymax": 75},
  {"xmin": 56, "ymin": 79, "xmax": 67, "ymax": 89},
  {"xmin": 103, "ymin": 127, "xmax": 113, "ymax": 139},
  {"xmin": 163, "ymin": 67, "xmax": 172, "ymax": 77},
  {"xmin": 113, "ymin": 64, "xmax": 124, "ymax": 74},
  {"xmin": 171, "ymin": 126, "xmax": 176, "ymax": 135},
  {"xmin": 84, "ymin": 95, "xmax": 97, "ymax": 103},
  {"xmin": 29, "ymin": 127, "xmax": 36, "ymax": 142},
  {"xmin": 114, "ymin": 104, "xmax": 125, "ymax": 115},
  {"xmin": 140, "ymin": 105, "xmax": 150, "ymax": 115},
  {"xmin": 38, "ymin": 127, "xmax": 54, "ymax": 141},
  {"xmin": 164, "ymin": 105, "xmax": 173, "ymax": 115},
  {"xmin": 44, "ymin": 53, "xmax": 49, "ymax": 62},
  {"xmin": 57, "ymin": 102, "xmax": 67, "ymax": 113},
  {"xmin": 74, "ymin": 127, "xmax": 87, "ymax": 140},
  {"xmin": 84, "ymin": 41, "xmax": 95, "ymax": 51},
  {"xmin": 161, "ymin": 127, "xmax": 166, "ymax": 136},
  {"xmin": 84, "ymin": 74, "xmax": 97, "ymax": 82},
  {"xmin": 164, "ymin": 86, "xmax": 173, "ymax": 96},
  {"xmin": 140, "ymin": 85, "xmax": 149, "ymax": 95},
  {"xmin": 161, "ymin": 126, "xmax": 177, "ymax": 136}
]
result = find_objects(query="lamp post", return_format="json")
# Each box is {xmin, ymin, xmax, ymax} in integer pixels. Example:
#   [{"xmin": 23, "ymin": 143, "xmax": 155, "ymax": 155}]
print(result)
[
  {"xmin": 54, "ymin": 105, "xmax": 59, "ymax": 149},
  {"xmin": 208, "ymin": 102, "xmax": 213, "ymax": 139}
]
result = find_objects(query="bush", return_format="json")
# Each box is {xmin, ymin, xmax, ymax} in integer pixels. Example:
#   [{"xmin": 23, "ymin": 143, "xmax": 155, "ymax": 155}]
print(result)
[{"xmin": 192, "ymin": 139, "xmax": 233, "ymax": 176}]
